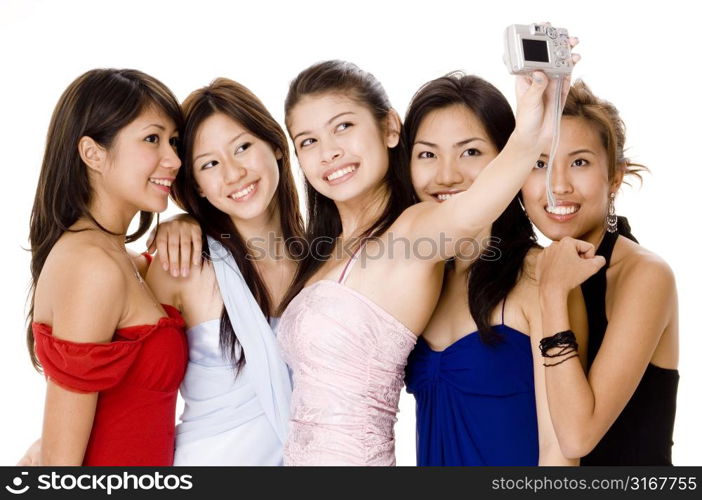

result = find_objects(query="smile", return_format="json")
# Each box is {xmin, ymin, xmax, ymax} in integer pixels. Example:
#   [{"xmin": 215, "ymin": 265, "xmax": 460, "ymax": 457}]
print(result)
[
  {"xmin": 323, "ymin": 163, "xmax": 358, "ymax": 184},
  {"xmin": 229, "ymin": 180, "xmax": 258, "ymax": 201},
  {"xmin": 431, "ymin": 190, "xmax": 465, "ymax": 202},
  {"xmin": 544, "ymin": 202, "xmax": 581, "ymax": 220},
  {"xmin": 149, "ymin": 177, "xmax": 173, "ymax": 193}
]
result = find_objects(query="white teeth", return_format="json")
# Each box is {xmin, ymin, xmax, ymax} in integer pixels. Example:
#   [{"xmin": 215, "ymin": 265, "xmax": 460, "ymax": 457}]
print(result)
[
  {"xmin": 546, "ymin": 205, "xmax": 578, "ymax": 215},
  {"xmin": 230, "ymin": 182, "xmax": 256, "ymax": 200},
  {"xmin": 436, "ymin": 192, "xmax": 461, "ymax": 201},
  {"xmin": 326, "ymin": 165, "xmax": 356, "ymax": 181},
  {"xmin": 149, "ymin": 178, "xmax": 172, "ymax": 187}
]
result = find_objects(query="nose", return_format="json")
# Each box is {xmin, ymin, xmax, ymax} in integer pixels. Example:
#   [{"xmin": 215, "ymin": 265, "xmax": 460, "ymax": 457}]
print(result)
[
  {"xmin": 435, "ymin": 157, "xmax": 464, "ymax": 186},
  {"xmin": 320, "ymin": 137, "xmax": 343, "ymax": 164},
  {"xmin": 549, "ymin": 161, "xmax": 574, "ymax": 195},
  {"xmin": 161, "ymin": 143, "xmax": 181, "ymax": 171},
  {"xmin": 223, "ymin": 159, "xmax": 247, "ymax": 184}
]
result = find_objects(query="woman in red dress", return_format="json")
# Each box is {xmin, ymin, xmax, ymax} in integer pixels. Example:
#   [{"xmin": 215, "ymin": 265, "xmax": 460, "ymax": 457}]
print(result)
[{"xmin": 27, "ymin": 69, "xmax": 188, "ymax": 465}]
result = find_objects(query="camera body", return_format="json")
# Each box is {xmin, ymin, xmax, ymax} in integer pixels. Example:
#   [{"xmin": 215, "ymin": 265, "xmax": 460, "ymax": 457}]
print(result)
[{"xmin": 504, "ymin": 23, "xmax": 573, "ymax": 76}]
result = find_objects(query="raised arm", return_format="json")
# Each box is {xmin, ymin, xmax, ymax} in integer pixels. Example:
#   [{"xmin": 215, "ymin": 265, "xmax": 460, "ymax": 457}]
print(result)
[
  {"xmin": 397, "ymin": 71, "xmax": 572, "ymax": 262},
  {"xmin": 535, "ymin": 237, "xmax": 676, "ymax": 458},
  {"xmin": 38, "ymin": 248, "xmax": 125, "ymax": 465}
]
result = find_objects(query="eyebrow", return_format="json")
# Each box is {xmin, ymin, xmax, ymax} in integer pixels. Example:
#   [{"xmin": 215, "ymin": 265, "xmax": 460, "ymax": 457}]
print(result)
[
  {"xmin": 193, "ymin": 132, "xmax": 247, "ymax": 162},
  {"xmin": 141, "ymin": 123, "xmax": 166, "ymax": 131},
  {"xmin": 539, "ymin": 148, "xmax": 597, "ymax": 160},
  {"xmin": 569, "ymin": 148, "xmax": 596, "ymax": 156},
  {"xmin": 413, "ymin": 137, "xmax": 484, "ymax": 149},
  {"xmin": 292, "ymin": 111, "xmax": 356, "ymax": 143}
]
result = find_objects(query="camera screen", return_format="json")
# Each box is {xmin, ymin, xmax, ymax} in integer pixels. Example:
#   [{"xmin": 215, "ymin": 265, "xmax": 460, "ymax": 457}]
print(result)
[{"xmin": 522, "ymin": 39, "xmax": 549, "ymax": 63}]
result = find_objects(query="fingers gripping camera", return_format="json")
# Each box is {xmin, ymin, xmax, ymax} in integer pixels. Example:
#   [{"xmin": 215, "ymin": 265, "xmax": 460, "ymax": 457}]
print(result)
[{"xmin": 504, "ymin": 23, "xmax": 573, "ymax": 76}]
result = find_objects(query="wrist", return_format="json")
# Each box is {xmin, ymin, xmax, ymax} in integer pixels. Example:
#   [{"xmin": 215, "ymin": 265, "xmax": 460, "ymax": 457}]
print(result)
[
  {"xmin": 505, "ymin": 130, "xmax": 543, "ymax": 159},
  {"xmin": 539, "ymin": 288, "xmax": 569, "ymax": 311}
]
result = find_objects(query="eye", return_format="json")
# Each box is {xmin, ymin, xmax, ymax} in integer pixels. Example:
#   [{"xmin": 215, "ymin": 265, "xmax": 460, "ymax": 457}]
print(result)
[
  {"xmin": 572, "ymin": 158, "xmax": 589, "ymax": 167},
  {"xmin": 145, "ymin": 134, "xmax": 159, "ymax": 144},
  {"xmin": 169, "ymin": 136, "xmax": 179, "ymax": 150},
  {"xmin": 335, "ymin": 122, "xmax": 353, "ymax": 132},
  {"xmin": 299, "ymin": 138, "xmax": 316, "ymax": 148},
  {"xmin": 534, "ymin": 159, "xmax": 546, "ymax": 169},
  {"xmin": 200, "ymin": 160, "xmax": 219, "ymax": 170},
  {"xmin": 461, "ymin": 148, "xmax": 481, "ymax": 157},
  {"xmin": 235, "ymin": 142, "xmax": 252, "ymax": 154},
  {"xmin": 417, "ymin": 151, "xmax": 436, "ymax": 159}
]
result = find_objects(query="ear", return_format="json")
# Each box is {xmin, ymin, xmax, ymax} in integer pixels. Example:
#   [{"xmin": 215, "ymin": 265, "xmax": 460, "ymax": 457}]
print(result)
[
  {"xmin": 610, "ymin": 164, "xmax": 625, "ymax": 194},
  {"xmin": 384, "ymin": 109, "xmax": 402, "ymax": 149},
  {"xmin": 78, "ymin": 136, "xmax": 106, "ymax": 173},
  {"xmin": 274, "ymin": 148, "xmax": 283, "ymax": 161}
]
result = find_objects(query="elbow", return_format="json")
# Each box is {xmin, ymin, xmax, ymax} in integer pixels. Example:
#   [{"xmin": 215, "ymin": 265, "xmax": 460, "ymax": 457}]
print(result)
[{"xmin": 557, "ymin": 431, "xmax": 599, "ymax": 459}]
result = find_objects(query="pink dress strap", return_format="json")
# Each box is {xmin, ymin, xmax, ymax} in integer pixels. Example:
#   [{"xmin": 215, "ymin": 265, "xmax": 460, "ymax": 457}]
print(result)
[{"xmin": 337, "ymin": 240, "xmax": 367, "ymax": 285}]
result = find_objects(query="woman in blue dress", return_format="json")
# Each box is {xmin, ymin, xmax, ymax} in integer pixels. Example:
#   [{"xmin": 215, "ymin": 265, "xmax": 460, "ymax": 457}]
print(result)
[{"xmin": 403, "ymin": 73, "xmax": 585, "ymax": 465}]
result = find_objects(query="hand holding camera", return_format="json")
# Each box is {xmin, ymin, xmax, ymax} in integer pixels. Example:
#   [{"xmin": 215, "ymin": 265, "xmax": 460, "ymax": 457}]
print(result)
[{"xmin": 505, "ymin": 23, "xmax": 579, "ymax": 206}]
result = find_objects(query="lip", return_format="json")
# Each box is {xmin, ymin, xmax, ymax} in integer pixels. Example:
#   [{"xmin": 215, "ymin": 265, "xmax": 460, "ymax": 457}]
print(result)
[
  {"xmin": 228, "ymin": 180, "xmax": 259, "ymax": 202},
  {"xmin": 429, "ymin": 189, "xmax": 465, "ymax": 202},
  {"xmin": 322, "ymin": 162, "xmax": 359, "ymax": 185},
  {"xmin": 544, "ymin": 201, "xmax": 581, "ymax": 222}
]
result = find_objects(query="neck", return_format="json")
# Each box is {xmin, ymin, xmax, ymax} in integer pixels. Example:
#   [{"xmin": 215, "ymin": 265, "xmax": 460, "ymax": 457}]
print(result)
[
  {"xmin": 335, "ymin": 183, "xmax": 390, "ymax": 243},
  {"xmin": 83, "ymin": 195, "xmax": 139, "ymax": 246},
  {"xmin": 450, "ymin": 224, "xmax": 492, "ymax": 278},
  {"xmin": 230, "ymin": 205, "xmax": 285, "ymax": 262},
  {"xmin": 580, "ymin": 224, "xmax": 607, "ymax": 249}
]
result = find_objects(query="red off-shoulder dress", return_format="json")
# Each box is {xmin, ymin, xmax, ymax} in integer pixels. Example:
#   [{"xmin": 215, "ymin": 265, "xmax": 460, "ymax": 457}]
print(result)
[{"xmin": 33, "ymin": 303, "xmax": 188, "ymax": 465}]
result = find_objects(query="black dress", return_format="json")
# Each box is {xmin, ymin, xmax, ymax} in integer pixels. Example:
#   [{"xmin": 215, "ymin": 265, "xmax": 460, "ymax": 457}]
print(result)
[{"xmin": 580, "ymin": 217, "xmax": 679, "ymax": 465}]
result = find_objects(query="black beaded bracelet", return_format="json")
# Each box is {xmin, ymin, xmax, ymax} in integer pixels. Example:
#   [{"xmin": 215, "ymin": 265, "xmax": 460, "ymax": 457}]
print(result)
[
  {"xmin": 544, "ymin": 353, "xmax": 579, "ymax": 367},
  {"xmin": 539, "ymin": 330, "xmax": 578, "ymax": 357}
]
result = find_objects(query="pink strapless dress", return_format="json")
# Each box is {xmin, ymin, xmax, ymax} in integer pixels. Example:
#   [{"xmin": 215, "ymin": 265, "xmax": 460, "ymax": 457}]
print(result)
[{"xmin": 277, "ymin": 248, "xmax": 416, "ymax": 466}]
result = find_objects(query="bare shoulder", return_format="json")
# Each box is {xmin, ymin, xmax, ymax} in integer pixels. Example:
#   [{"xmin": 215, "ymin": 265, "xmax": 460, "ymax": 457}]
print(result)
[
  {"xmin": 41, "ymin": 234, "xmax": 126, "ymax": 294},
  {"xmin": 390, "ymin": 201, "xmax": 432, "ymax": 234},
  {"xmin": 146, "ymin": 252, "xmax": 216, "ymax": 309},
  {"xmin": 613, "ymin": 238, "xmax": 676, "ymax": 290},
  {"xmin": 35, "ymin": 234, "xmax": 126, "ymax": 343}
]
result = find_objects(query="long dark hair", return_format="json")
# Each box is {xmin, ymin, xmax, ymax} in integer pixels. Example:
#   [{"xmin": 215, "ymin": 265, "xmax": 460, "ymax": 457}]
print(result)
[
  {"xmin": 280, "ymin": 60, "xmax": 415, "ymax": 310},
  {"xmin": 171, "ymin": 78, "xmax": 304, "ymax": 369},
  {"xmin": 404, "ymin": 72, "xmax": 537, "ymax": 343},
  {"xmin": 27, "ymin": 68, "xmax": 183, "ymax": 369}
]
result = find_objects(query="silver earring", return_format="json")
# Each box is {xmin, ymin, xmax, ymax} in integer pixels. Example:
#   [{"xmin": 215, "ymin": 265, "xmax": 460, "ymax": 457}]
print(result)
[{"xmin": 606, "ymin": 192, "xmax": 618, "ymax": 233}]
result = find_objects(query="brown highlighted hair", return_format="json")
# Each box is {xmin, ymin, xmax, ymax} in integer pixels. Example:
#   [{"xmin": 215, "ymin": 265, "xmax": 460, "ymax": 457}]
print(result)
[
  {"xmin": 563, "ymin": 80, "xmax": 648, "ymax": 182},
  {"xmin": 171, "ymin": 78, "xmax": 304, "ymax": 368},
  {"xmin": 280, "ymin": 60, "xmax": 415, "ymax": 311},
  {"xmin": 28, "ymin": 69, "xmax": 183, "ymax": 369}
]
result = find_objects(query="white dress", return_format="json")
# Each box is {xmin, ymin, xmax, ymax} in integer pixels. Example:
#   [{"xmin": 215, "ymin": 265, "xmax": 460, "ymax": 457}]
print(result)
[
  {"xmin": 174, "ymin": 318, "xmax": 284, "ymax": 465},
  {"xmin": 173, "ymin": 236, "xmax": 291, "ymax": 465}
]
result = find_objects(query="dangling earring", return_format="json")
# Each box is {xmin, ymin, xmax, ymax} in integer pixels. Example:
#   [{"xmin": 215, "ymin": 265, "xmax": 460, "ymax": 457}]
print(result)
[{"xmin": 606, "ymin": 192, "xmax": 618, "ymax": 233}]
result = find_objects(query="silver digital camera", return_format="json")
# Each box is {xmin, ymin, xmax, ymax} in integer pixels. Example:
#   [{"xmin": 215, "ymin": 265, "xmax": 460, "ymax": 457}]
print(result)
[{"xmin": 504, "ymin": 23, "xmax": 573, "ymax": 76}]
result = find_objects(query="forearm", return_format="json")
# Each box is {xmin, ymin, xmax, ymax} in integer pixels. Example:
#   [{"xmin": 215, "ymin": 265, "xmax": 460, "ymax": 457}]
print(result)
[
  {"xmin": 449, "ymin": 133, "xmax": 542, "ymax": 234},
  {"xmin": 539, "ymin": 290, "xmax": 598, "ymax": 458}
]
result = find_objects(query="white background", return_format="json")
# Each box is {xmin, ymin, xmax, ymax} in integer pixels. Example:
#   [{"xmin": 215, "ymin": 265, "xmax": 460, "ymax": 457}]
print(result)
[{"xmin": 1, "ymin": 0, "xmax": 699, "ymax": 466}]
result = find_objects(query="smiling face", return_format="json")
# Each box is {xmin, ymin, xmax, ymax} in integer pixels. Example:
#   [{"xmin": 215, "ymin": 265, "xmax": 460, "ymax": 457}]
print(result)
[
  {"xmin": 288, "ymin": 92, "xmax": 398, "ymax": 204},
  {"xmin": 410, "ymin": 104, "xmax": 498, "ymax": 203},
  {"xmin": 191, "ymin": 112, "xmax": 280, "ymax": 223},
  {"xmin": 521, "ymin": 116, "xmax": 623, "ymax": 244},
  {"xmin": 102, "ymin": 106, "xmax": 181, "ymax": 214}
]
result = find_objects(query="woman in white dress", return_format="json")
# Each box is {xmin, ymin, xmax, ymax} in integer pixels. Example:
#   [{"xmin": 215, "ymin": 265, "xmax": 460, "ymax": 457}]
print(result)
[{"xmin": 146, "ymin": 77, "xmax": 303, "ymax": 465}]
